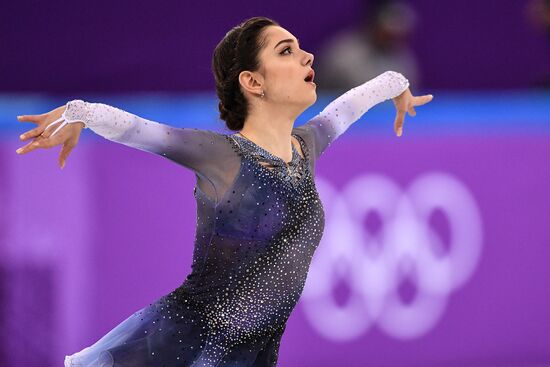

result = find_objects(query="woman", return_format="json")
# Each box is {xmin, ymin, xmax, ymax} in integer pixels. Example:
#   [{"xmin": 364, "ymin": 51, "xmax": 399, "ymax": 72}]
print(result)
[{"xmin": 16, "ymin": 16, "xmax": 432, "ymax": 367}]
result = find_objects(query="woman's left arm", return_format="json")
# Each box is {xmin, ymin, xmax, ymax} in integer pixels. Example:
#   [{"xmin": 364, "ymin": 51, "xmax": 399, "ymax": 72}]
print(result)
[{"xmin": 299, "ymin": 71, "xmax": 433, "ymax": 159}]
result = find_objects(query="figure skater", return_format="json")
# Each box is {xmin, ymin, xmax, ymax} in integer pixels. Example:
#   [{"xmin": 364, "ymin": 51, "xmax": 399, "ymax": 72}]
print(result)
[{"xmin": 15, "ymin": 16, "xmax": 433, "ymax": 367}]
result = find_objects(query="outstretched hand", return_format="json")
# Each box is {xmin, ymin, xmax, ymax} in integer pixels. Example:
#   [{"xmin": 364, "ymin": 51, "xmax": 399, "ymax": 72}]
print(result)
[
  {"xmin": 392, "ymin": 88, "xmax": 433, "ymax": 137},
  {"xmin": 15, "ymin": 105, "xmax": 85, "ymax": 169}
]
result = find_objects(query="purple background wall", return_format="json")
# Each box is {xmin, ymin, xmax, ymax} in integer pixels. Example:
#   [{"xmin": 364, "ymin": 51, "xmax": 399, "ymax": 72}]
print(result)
[
  {"xmin": 2, "ymin": 129, "xmax": 550, "ymax": 366},
  {"xmin": 3, "ymin": 0, "xmax": 549, "ymax": 92}
]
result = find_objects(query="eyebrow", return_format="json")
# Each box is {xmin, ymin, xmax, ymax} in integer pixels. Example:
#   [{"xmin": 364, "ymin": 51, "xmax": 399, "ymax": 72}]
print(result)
[{"xmin": 273, "ymin": 38, "xmax": 300, "ymax": 49}]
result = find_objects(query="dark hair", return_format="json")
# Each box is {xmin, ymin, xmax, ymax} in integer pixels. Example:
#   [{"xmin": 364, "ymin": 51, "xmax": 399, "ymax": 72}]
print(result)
[{"xmin": 212, "ymin": 16, "xmax": 279, "ymax": 131}]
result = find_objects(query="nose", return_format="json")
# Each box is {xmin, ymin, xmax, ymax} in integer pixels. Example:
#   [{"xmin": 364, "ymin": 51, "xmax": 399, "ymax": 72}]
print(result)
[{"xmin": 303, "ymin": 50, "xmax": 314, "ymax": 66}]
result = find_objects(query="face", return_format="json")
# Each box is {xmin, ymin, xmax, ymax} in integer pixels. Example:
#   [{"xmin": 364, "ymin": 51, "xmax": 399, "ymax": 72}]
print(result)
[{"xmin": 250, "ymin": 26, "xmax": 317, "ymax": 110}]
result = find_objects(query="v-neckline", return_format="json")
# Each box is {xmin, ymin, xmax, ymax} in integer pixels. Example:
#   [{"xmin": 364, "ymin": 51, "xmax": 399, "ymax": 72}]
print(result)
[
  {"xmin": 224, "ymin": 133, "xmax": 311, "ymax": 191},
  {"xmin": 232, "ymin": 133, "xmax": 300, "ymax": 166}
]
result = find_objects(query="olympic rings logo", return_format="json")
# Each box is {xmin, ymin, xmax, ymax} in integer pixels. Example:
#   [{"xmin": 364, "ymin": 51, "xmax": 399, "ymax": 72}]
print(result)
[{"xmin": 300, "ymin": 171, "xmax": 483, "ymax": 341}]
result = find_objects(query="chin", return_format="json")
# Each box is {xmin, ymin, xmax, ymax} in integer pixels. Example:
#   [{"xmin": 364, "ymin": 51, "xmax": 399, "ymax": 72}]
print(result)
[
  {"xmin": 308, "ymin": 92, "xmax": 317, "ymax": 106},
  {"xmin": 293, "ymin": 91, "xmax": 317, "ymax": 112}
]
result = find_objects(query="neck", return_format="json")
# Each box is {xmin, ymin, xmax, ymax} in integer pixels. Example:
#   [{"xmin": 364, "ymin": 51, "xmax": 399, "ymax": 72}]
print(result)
[{"xmin": 239, "ymin": 102, "xmax": 303, "ymax": 162}]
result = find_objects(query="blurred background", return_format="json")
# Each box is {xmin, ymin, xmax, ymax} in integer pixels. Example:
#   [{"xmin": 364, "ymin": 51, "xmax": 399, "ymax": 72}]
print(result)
[{"xmin": 1, "ymin": 0, "xmax": 549, "ymax": 366}]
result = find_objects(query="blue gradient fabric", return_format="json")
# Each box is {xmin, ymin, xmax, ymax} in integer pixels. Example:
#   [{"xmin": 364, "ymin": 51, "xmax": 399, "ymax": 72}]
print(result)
[{"xmin": 63, "ymin": 71, "xmax": 408, "ymax": 366}]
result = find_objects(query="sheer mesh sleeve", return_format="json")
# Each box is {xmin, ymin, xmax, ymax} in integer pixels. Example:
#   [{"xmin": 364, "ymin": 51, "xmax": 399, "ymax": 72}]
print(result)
[
  {"xmin": 293, "ymin": 71, "xmax": 409, "ymax": 161},
  {"xmin": 61, "ymin": 100, "xmax": 240, "ymax": 205}
]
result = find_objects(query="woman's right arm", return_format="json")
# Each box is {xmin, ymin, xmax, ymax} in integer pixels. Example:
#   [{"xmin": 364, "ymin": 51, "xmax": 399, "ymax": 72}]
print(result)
[{"xmin": 16, "ymin": 100, "xmax": 227, "ymax": 176}]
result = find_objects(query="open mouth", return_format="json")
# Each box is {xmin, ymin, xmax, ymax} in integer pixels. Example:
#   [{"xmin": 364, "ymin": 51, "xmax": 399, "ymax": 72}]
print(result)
[{"xmin": 304, "ymin": 69, "xmax": 315, "ymax": 83}]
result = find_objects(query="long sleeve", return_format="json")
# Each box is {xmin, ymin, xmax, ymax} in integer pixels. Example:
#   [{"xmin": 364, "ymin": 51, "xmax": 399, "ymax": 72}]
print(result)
[
  {"xmin": 293, "ymin": 71, "xmax": 409, "ymax": 160},
  {"xmin": 59, "ymin": 100, "xmax": 236, "ymax": 193}
]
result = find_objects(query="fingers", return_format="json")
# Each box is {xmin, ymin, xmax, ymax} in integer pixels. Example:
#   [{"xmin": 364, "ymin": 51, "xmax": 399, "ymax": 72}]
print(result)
[
  {"xmin": 413, "ymin": 94, "xmax": 434, "ymax": 106},
  {"xmin": 394, "ymin": 108, "xmax": 406, "ymax": 137},
  {"xmin": 17, "ymin": 114, "xmax": 44, "ymax": 124},
  {"xmin": 19, "ymin": 126, "xmax": 46, "ymax": 141},
  {"xmin": 392, "ymin": 93, "xmax": 433, "ymax": 138},
  {"xmin": 407, "ymin": 93, "xmax": 433, "ymax": 117},
  {"xmin": 19, "ymin": 115, "xmax": 65, "ymax": 142},
  {"xmin": 58, "ymin": 142, "xmax": 76, "ymax": 169},
  {"xmin": 16, "ymin": 135, "xmax": 45, "ymax": 155},
  {"xmin": 16, "ymin": 132, "xmax": 62, "ymax": 155}
]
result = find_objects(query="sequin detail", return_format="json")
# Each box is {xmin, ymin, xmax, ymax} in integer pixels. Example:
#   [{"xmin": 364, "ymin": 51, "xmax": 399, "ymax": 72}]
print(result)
[{"xmin": 228, "ymin": 133, "xmax": 309, "ymax": 190}]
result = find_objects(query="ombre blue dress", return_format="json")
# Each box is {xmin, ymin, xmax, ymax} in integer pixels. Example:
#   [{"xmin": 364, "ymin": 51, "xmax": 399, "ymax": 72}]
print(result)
[{"xmin": 63, "ymin": 71, "xmax": 409, "ymax": 367}]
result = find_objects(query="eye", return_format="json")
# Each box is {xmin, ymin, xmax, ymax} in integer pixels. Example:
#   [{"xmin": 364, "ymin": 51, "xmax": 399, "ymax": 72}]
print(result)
[{"xmin": 280, "ymin": 46, "xmax": 293, "ymax": 55}]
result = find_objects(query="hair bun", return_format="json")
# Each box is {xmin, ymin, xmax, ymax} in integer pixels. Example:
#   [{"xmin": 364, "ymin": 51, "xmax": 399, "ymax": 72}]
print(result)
[{"xmin": 211, "ymin": 17, "xmax": 279, "ymax": 131}]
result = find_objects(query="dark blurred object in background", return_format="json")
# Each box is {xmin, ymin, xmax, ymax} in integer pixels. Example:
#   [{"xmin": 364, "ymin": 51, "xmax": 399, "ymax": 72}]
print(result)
[
  {"xmin": 527, "ymin": 0, "xmax": 550, "ymax": 36},
  {"xmin": 1, "ymin": 0, "xmax": 547, "ymax": 92},
  {"xmin": 526, "ymin": 0, "xmax": 550, "ymax": 88},
  {"xmin": 315, "ymin": 0, "xmax": 420, "ymax": 93}
]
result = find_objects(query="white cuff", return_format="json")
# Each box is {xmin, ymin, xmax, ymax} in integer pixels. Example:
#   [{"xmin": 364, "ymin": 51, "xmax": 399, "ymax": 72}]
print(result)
[{"xmin": 43, "ymin": 99, "xmax": 90, "ymax": 137}]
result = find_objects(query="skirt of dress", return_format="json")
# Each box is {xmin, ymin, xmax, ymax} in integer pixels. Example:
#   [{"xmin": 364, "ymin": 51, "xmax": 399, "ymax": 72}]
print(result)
[{"xmin": 63, "ymin": 293, "xmax": 286, "ymax": 367}]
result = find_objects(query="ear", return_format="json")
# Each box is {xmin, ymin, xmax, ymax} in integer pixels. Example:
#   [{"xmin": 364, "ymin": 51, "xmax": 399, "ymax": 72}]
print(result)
[{"xmin": 238, "ymin": 70, "xmax": 264, "ymax": 97}]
